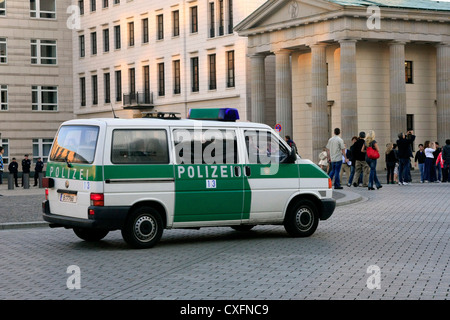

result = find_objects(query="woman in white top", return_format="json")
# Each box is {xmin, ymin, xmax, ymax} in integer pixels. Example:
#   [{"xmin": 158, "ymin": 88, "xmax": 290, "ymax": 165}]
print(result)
[{"xmin": 424, "ymin": 141, "xmax": 437, "ymax": 182}]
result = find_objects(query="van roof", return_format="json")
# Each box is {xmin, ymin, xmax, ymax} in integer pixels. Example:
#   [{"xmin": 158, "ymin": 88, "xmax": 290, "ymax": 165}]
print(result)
[{"xmin": 61, "ymin": 118, "xmax": 274, "ymax": 130}]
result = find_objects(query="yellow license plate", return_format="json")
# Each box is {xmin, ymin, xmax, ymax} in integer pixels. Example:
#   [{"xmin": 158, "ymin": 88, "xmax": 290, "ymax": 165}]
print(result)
[{"xmin": 60, "ymin": 193, "xmax": 77, "ymax": 203}]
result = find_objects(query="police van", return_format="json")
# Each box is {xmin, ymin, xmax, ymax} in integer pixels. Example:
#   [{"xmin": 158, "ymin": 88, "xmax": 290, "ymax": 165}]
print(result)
[{"xmin": 42, "ymin": 108, "xmax": 335, "ymax": 249}]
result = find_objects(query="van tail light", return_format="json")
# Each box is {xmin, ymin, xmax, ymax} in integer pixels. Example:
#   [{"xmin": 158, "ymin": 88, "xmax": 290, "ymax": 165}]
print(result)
[
  {"xmin": 90, "ymin": 193, "xmax": 104, "ymax": 206},
  {"xmin": 328, "ymin": 178, "xmax": 332, "ymax": 189}
]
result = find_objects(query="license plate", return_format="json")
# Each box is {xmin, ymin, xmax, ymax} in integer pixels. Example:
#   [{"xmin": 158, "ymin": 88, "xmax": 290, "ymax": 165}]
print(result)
[{"xmin": 60, "ymin": 193, "xmax": 77, "ymax": 203}]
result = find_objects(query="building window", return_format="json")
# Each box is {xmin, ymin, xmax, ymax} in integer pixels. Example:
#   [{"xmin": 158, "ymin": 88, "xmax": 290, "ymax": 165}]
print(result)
[
  {"xmin": 33, "ymin": 138, "xmax": 53, "ymax": 164},
  {"xmin": 91, "ymin": 32, "xmax": 97, "ymax": 55},
  {"xmin": 208, "ymin": 54, "xmax": 216, "ymax": 90},
  {"xmin": 115, "ymin": 70, "xmax": 122, "ymax": 102},
  {"xmin": 228, "ymin": 0, "xmax": 233, "ymax": 34},
  {"xmin": 103, "ymin": 28, "xmax": 109, "ymax": 52},
  {"xmin": 218, "ymin": 0, "xmax": 224, "ymax": 36},
  {"xmin": 407, "ymin": 114, "xmax": 414, "ymax": 132},
  {"xmin": 30, "ymin": 0, "xmax": 56, "ymax": 19},
  {"xmin": 157, "ymin": 14, "xmax": 164, "ymax": 40},
  {"xmin": 209, "ymin": 2, "xmax": 215, "ymax": 38},
  {"xmin": 79, "ymin": 35, "xmax": 85, "ymax": 57},
  {"xmin": 0, "ymin": 85, "xmax": 7, "ymax": 111},
  {"xmin": 172, "ymin": 10, "xmax": 179, "ymax": 37},
  {"xmin": 32, "ymin": 85, "xmax": 58, "ymax": 111},
  {"xmin": 103, "ymin": 0, "xmax": 108, "ymax": 8},
  {"xmin": 80, "ymin": 77, "xmax": 86, "ymax": 106},
  {"xmin": 128, "ymin": 68, "xmax": 135, "ymax": 96},
  {"xmin": 113, "ymin": 0, "xmax": 119, "ymax": 4},
  {"xmin": 128, "ymin": 22, "xmax": 134, "ymax": 47},
  {"xmin": 78, "ymin": 0, "xmax": 84, "ymax": 15},
  {"xmin": 0, "ymin": 38, "xmax": 7, "ymax": 64},
  {"xmin": 90, "ymin": 0, "xmax": 96, "ymax": 12},
  {"xmin": 158, "ymin": 63, "xmax": 165, "ymax": 96},
  {"xmin": 143, "ymin": 65, "xmax": 150, "ymax": 103},
  {"xmin": 190, "ymin": 6, "xmax": 198, "ymax": 33},
  {"xmin": 226, "ymin": 50, "xmax": 235, "ymax": 88},
  {"xmin": 114, "ymin": 25, "xmax": 121, "ymax": 49},
  {"xmin": 191, "ymin": 57, "xmax": 199, "ymax": 92},
  {"xmin": 104, "ymin": 73, "xmax": 110, "ymax": 103},
  {"xmin": 142, "ymin": 18, "xmax": 149, "ymax": 44},
  {"xmin": 31, "ymin": 39, "xmax": 57, "ymax": 65},
  {"xmin": 0, "ymin": 139, "xmax": 9, "ymax": 165},
  {"xmin": 0, "ymin": 0, "xmax": 5, "ymax": 16},
  {"xmin": 173, "ymin": 60, "xmax": 181, "ymax": 94},
  {"xmin": 405, "ymin": 61, "xmax": 413, "ymax": 84},
  {"xmin": 92, "ymin": 75, "xmax": 98, "ymax": 105}
]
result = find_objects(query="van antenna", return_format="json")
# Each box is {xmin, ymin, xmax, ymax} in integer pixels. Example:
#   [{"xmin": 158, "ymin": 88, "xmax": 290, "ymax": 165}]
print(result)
[{"xmin": 111, "ymin": 105, "xmax": 119, "ymax": 118}]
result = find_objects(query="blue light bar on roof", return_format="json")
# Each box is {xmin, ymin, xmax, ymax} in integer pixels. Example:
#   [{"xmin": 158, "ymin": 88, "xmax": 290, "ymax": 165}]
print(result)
[{"xmin": 188, "ymin": 108, "xmax": 240, "ymax": 122}]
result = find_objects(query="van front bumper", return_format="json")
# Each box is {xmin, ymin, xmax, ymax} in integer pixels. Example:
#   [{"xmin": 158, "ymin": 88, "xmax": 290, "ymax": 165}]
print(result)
[
  {"xmin": 42, "ymin": 200, "xmax": 129, "ymax": 230},
  {"xmin": 320, "ymin": 198, "xmax": 336, "ymax": 220}
]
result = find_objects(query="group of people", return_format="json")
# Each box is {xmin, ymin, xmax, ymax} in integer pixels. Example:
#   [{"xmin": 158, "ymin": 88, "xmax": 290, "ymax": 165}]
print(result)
[
  {"xmin": 0, "ymin": 150, "xmax": 44, "ymax": 188},
  {"xmin": 322, "ymin": 128, "xmax": 450, "ymax": 190}
]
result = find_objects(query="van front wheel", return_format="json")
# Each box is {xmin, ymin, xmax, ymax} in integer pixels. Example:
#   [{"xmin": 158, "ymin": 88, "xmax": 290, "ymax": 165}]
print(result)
[
  {"xmin": 284, "ymin": 199, "xmax": 319, "ymax": 237},
  {"xmin": 121, "ymin": 207, "xmax": 163, "ymax": 249},
  {"xmin": 73, "ymin": 228, "xmax": 109, "ymax": 242}
]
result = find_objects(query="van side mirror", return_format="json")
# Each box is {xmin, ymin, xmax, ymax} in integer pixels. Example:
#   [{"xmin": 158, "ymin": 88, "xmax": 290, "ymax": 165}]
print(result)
[{"xmin": 282, "ymin": 148, "xmax": 297, "ymax": 164}]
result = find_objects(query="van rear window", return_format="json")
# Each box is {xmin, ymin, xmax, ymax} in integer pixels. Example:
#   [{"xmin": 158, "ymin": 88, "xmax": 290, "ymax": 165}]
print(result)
[{"xmin": 49, "ymin": 125, "xmax": 99, "ymax": 164}]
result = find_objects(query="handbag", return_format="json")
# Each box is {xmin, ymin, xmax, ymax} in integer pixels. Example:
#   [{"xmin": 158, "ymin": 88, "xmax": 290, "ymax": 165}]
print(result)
[{"xmin": 366, "ymin": 146, "xmax": 380, "ymax": 160}]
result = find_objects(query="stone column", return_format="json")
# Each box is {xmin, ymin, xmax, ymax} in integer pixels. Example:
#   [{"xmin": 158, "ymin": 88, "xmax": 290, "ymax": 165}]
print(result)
[
  {"xmin": 310, "ymin": 43, "xmax": 328, "ymax": 163},
  {"xmin": 250, "ymin": 53, "xmax": 266, "ymax": 124},
  {"xmin": 339, "ymin": 39, "xmax": 358, "ymax": 145},
  {"xmin": 389, "ymin": 41, "xmax": 407, "ymax": 142},
  {"xmin": 436, "ymin": 43, "xmax": 450, "ymax": 144},
  {"xmin": 274, "ymin": 49, "xmax": 293, "ymax": 138}
]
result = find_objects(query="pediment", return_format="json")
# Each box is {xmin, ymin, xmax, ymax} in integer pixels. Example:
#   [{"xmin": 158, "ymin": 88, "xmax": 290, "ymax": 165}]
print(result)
[{"xmin": 236, "ymin": 0, "xmax": 342, "ymax": 32}]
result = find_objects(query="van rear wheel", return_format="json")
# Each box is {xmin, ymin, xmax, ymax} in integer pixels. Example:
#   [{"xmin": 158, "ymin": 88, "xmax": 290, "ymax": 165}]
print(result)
[
  {"xmin": 284, "ymin": 199, "xmax": 319, "ymax": 237},
  {"xmin": 121, "ymin": 206, "xmax": 163, "ymax": 249},
  {"xmin": 73, "ymin": 228, "xmax": 109, "ymax": 242}
]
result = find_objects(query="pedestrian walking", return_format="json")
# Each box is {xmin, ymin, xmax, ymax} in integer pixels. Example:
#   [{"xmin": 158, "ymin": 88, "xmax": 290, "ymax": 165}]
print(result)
[
  {"xmin": 385, "ymin": 142, "xmax": 397, "ymax": 184},
  {"xmin": 423, "ymin": 141, "xmax": 437, "ymax": 183},
  {"xmin": 8, "ymin": 158, "xmax": 19, "ymax": 187},
  {"xmin": 21, "ymin": 155, "xmax": 31, "ymax": 187},
  {"xmin": 34, "ymin": 157, "xmax": 44, "ymax": 187},
  {"xmin": 347, "ymin": 136, "xmax": 359, "ymax": 187},
  {"xmin": 326, "ymin": 128, "xmax": 348, "ymax": 189},
  {"xmin": 442, "ymin": 139, "xmax": 450, "ymax": 183},
  {"xmin": 0, "ymin": 146, "xmax": 4, "ymax": 184},
  {"xmin": 352, "ymin": 132, "xmax": 370, "ymax": 188},
  {"xmin": 414, "ymin": 144, "xmax": 426, "ymax": 183},
  {"xmin": 396, "ymin": 131, "xmax": 415, "ymax": 185},
  {"xmin": 362, "ymin": 130, "xmax": 382, "ymax": 190}
]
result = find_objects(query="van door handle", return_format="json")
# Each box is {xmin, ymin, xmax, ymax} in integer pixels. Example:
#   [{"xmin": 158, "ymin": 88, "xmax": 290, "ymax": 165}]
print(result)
[
  {"xmin": 245, "ymin": 166, "xmax": 251, "ymax": 177},
  {"xmin": 234, "ymin": 166, "xmax": 241, "ymax": 177}
]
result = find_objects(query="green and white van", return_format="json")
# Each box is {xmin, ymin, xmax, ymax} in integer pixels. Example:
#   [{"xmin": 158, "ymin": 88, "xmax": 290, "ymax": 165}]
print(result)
[{"xmin": 42, "ymin": 108, "xmax": 335, "ymax": 248}]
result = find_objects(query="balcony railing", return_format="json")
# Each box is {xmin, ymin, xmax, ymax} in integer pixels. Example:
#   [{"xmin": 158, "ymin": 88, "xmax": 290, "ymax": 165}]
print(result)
[{"xmin": 123, "ymin": 91, "xmax": 153, "ymax": 107}]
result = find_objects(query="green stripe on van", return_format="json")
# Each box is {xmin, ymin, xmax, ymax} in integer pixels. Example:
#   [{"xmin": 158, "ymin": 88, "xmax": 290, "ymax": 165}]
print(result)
[
  {"xmin": 46, "ymin": 162, "xmax": 103, "ymax": 181},
  {"xmin": 103, "ymin": 164, "xmax": 174, "ymax": 180},
  {"xmin": 299, "ymin": 163, "xmax": 329, "ymax": 178}
]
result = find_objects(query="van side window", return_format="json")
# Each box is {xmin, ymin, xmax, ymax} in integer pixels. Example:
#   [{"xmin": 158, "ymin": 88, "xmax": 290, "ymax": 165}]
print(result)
[
  {"xmin": 244, "ymin": 130, "xmax": 289, "ymax": 164},
  {"xmin": 111, "ymin": 129, "xmax": 169, "ymax": 164},
  {"xmin": 173, "ymin": 128, "xmax": 238, "ymax": 164}
]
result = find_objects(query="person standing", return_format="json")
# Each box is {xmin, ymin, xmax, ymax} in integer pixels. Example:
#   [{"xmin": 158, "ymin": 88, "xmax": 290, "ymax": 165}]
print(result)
[
  {"xmin": 339, "ymin": 144, "xmax": 351, "ymax": 186},
  {"xmin": 8, "ymin": 157, "xmax": 19, "ymax": 187},
  {"xmin": 352, "ymin": 132, "xmax": 370, "ymax": 188},
  {"xmin": 396, "ymin": 131, "xmax": 415, "ymax": 185},
  {"xmin": 285, "ymin": 136, "xmax": 298, "ymax": 155},
  {"xmin": 33, "ymin": 157, "xmax": 44, "ymax": 187},
  {"xmin": 414, "ymin": 144, "xmax": 426, "ymax": 183},
  {"xmin": 385, "ymin": 142, "xmax": 397, "ymax": 184},
  {"xmin": 0, "ymin": 146, "xmax": 4, "ymax": 184},
  {"xmin": 326, "ymin": 128, "xmax": 347, "ymax": 190},
  {"xmin": 423, "ymin": 141, "xmax": 436, "ymax": 183},
  {"xmin": 442, "ymin": 139, "xmax": 450, "ymax": 183},
  {"xmin": 362, "ymin": 130, "xmax": 382, "ymax": 190},
  {"xmin": 347, "ymin": 136, "xmax": 358, "ymax": 187},
  {"xmin": 21, "ymin": 154, "xmax": 31, "ymax": 187},
  {"xmin": 433, "ymin": 142, "xmax": 442, "ymax": 182},
  {"xmin": 318, "ymin": 147, "xmax": 328, "ymax": 172}
]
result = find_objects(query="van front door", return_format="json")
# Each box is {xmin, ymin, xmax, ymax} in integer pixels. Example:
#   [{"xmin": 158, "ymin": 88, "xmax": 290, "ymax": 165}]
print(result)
[{"xmin": 172, "ymin": 128, "xmax": 244, "ymax": 225}]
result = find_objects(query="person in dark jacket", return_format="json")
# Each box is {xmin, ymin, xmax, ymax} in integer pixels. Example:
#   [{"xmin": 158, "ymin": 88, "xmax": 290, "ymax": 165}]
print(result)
[
  {"xmin": 33, "ymin": 157, "xmax": 44, "ymax": 187},
  {"xmin": 21, "ymin": 155, "xmax": 31, "ymax": 188},
  {"xmin": 385, "ymin": 142, "xmax": 397, "ymax": 184},
  {"xmin": 352, "ymin": 132, "xmax": 370, "ymax": 187},
  {"xmin": 8, "ymin": 158, "xmax": 19, "ymax": 187},
  {"xmin": 414, "ymin": 144, "xmax": 426, "ymax": 183},
  {"xmin": 442, "ymin": 139, "xmax": 450, "ymax": 183},
  {"xmin": 396, "ymin": 131, "xmax": 415, "ymax": 185}
]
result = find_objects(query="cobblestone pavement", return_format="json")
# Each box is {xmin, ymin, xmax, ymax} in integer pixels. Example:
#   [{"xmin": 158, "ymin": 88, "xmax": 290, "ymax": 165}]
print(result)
[{"xmin": 0, "ymin": 182, "xmax": 448, "ymax": 300}]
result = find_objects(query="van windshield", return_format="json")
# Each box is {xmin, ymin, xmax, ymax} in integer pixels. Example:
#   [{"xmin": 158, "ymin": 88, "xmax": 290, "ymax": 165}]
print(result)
[{"xmin": 49, "ymin": 125, "xmax": 99, "ymax": 164}]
